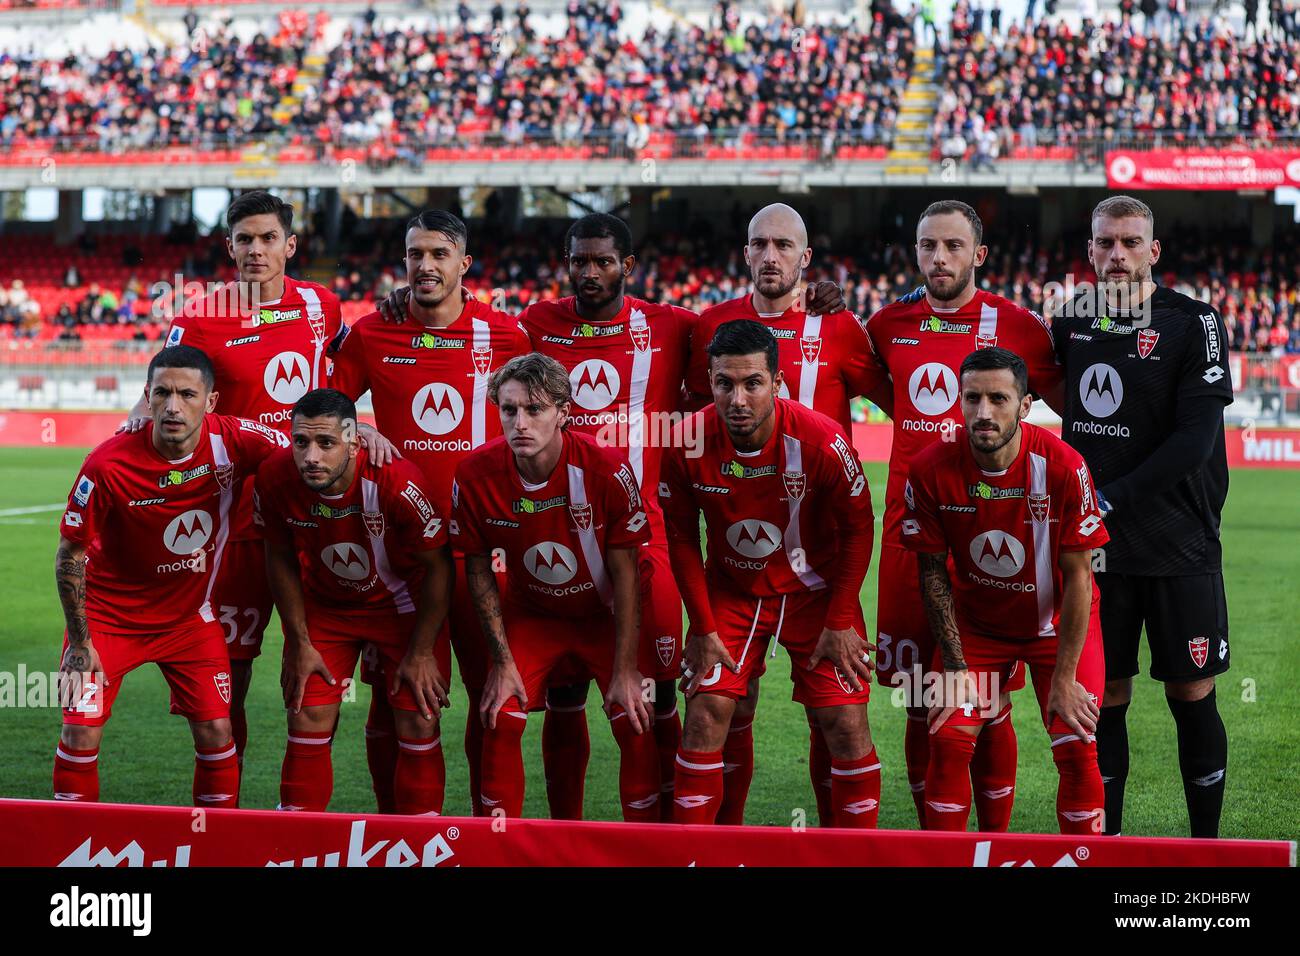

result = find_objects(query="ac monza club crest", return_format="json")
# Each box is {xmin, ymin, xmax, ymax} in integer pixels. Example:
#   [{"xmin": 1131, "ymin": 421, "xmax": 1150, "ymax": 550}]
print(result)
[
  {"xmin": 1189, "ymin": 636, "xmax": 1209, "ymax": 669},
  {"xmin": 976, "ymin": 334, "xmax": 998, "ymax": 350},
  {"xmin": 569, "ymin": 503, "xmax": 592, "ymax": 532},
  {"xmin": 629, "ymin": 325, "xmax": 651, "ymax": 352},
  {"xmin": 800, "ymin": 335, "xmax": 822, "ymax": 364},
  {"xmin": 472, "ymin": 346, "xmax": 493, "ymax": 376},
  {"xmin": 656, "ymin": 635, "xmax": 675, "ymax": 668},
  {"xmin": 214, "ymin": 462, "xmax": 234, "ymax": 493},
  {"xmin": 783, "ymin": 471, "xmax": 806, "ymax": 501},
  {"xmin": 1137, "ymin": 329, "xmax": 1160, "ymax": 359},
  {"xmin": 308, "ymin": 312, "xmax": 327, "ymax": 346},
  {"xmin": 214, "ymin": 671, "xmax": 232, "ymax": 705},
  {"xmin": 363, "ymin": 511, "xmax": 386, "ymax": 538},
  {"xmin": 1028, "ymin": 493, "xmax": 1050, "ymax": 523}
]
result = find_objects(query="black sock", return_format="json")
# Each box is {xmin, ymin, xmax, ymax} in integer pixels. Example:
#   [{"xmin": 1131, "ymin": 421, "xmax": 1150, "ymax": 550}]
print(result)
[
  {"xmin": 1167, "ymin": 688, "xmax": 1228, "ymax": 839},
  {"xmin": 1096, "ymin": 702, "xmax": 1130, "ymax": 835}
]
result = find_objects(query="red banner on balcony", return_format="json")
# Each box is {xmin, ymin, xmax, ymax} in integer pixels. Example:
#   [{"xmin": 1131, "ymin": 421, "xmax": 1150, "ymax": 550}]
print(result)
[
  {"xmin": 0, "ymin": 800, "xmax": 1291, "ymax": 867},
  {"xmin": 1105, "ymin": 149, "xmax": 1300, "ymax": 190}
]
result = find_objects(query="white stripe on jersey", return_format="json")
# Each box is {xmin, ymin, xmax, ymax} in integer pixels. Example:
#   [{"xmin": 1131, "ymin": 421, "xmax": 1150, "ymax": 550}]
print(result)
[
  {"xmin": 1029, "ymin": 451, "xmax": 1055, "ymax": 637},
  {"xmin": 797, "ymin": 312, "xmax": 823, "ymax": 411},
  {"xmin": 199, "ymin": 433, "xmax": 235, "ymax": 624},
  {"xmin": 298, "ymin": 285, "xmax": 326, "ymax": 390},
  {"xmin": 567, "ymin": 463, "xmax": 613, "ymax": 606},
  {"xmin": 781, "ymin": 433, "xmax": 827, "ymax": 591},
  {"xmin": 626, "ymin": 308, "xmax": 652, "ymax": 486},
  {"xmin": 362, "ymin": 477, "xmax": 415, "ymax": 613},
  {"xmin": 979, "ymin": 301, "xmax": 999, "ymax": 341},
  {"xmin": 471, "ymin": 317, "xmax": 491, "ymax": 449}
]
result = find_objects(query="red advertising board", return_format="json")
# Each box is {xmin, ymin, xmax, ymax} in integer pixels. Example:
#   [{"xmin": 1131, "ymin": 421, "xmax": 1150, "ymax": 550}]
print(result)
[{"xmin": 1105, "ymin": 149, "xmax": 1300, "ymax": 190}]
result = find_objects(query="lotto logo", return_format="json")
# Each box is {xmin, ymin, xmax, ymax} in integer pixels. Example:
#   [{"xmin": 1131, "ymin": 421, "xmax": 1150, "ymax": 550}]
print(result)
[
  {"xmin": 263, "ymin": 352, "xmax": 311, "ymax": 404},
  {"xmin": 1203, "ymin": 366, "xmax": 1224, "ymax": 384},
  {"xmin": 901, "ymin": 518, "xmax": 920, "ymax": 536},
  {"xmin": 1078, "ymin": 514, "xmax": 1102, "ymax": 536},
  {"xmin": 411, "ymin": 383, "xmax": 465, "ymax": 435}
]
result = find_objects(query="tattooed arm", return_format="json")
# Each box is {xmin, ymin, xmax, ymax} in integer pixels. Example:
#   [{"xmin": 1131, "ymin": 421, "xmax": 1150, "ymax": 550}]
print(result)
[
  {"xmin": 56, "ymin": 536, "xmax": 101, "ymax": 707},
  {"xmin": 917, "ymin": 550, "xmax": 965, "ymax": 672},
  {"xmin": 465, "ymin": 552, "xmax": 526, "ymax": 728}
]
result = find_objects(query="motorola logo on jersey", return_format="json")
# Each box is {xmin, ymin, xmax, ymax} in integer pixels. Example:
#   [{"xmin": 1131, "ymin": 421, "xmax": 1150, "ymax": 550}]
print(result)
[
  {"xmin": 263, "ymin": 351, "xmax": 311, "ymax": 404},
  {"xmin": 570, "ymin": 360, "xmax": 621, "ymax": 410},
  {"xmin": 524, "ymin": 542, "xmax": 578, "ymax": 585},
  {"xmin": 411, "ymin": 383, "xmax": 465, "ymax": 435},
  {"xmin": 969, "ymin": 531, "xmax": 1025, "ymax": 578},
  {"xmin": 908, "ymin": 363, "xmax": 958, "ymax": 416},
  {"xmin": 322, "ymin": 542, "xmax": 371, "ymax": 581},
  {"xmin": 726, "ymin": 519, "xmax": 783, "ymax": 559},
  {"xmin": 1079, "ymin": 363, "xmax": 1123, "ymax": 418},
  {"xmin": 164, "ymin": 509, "xmax": 213, "ymax": 555}
]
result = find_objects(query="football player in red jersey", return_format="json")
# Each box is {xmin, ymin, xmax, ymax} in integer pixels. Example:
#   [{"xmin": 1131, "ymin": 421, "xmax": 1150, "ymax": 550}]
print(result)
[
  {"xmin": 864, "ymin": 200, "xmax": 1064, "ymax": 828},
  {"xmin": 903, "ymin": 348, "xmax": 1106, "ymax": 834},
  {"xmin": 684, "ymin": 203, "xmax": 892, "ymax": 825},
  {"xmin": 54, "ymin": 346, "xmax": 289, "ymax": 806},
  {"xmin": 329, "ymin": 210, "xmax": 530, "ymax": 815},
  {"xmin": 119, "ymin": 191, "xmax": 359, "ymax": 780},
  {"xmin": 256, "ymin": 389, "xmax": 453, "ymax": 814},
  {"xmin": 662, "ymin": 321, "xmax": 879, "ymax": 827},
  {"xmin": 451, "ymin": 353, "xmax": 659, "ymax": 820}
]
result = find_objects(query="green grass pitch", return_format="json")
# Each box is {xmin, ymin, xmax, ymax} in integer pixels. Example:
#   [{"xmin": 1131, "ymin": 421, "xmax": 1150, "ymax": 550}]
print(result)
[{"xmin": 1, "ymin": 447, "xmax": 1295, "ymax": 840}]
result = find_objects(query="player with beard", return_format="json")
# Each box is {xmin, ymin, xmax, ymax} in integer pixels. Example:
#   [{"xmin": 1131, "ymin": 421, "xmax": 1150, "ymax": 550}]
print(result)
[
  {"xmin": 683, "ymin": 203, "xmax": 891, "ymax": 825},
  {"xmin": 1052, "ymin": 196, "xmax": 1233, "ymax": 838},
  {"xmin": 864, "ymin": 200, "xmax": 1063, "ymax": 829}
]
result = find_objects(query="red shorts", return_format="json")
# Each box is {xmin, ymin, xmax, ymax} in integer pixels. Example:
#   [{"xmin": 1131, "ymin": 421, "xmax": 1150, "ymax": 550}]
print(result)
[
  {"xmin": 693, "ymin": 587, "xmax": 871, "ymax": 709},
  {"xmin": 304, "ymin": 607, "xmax": 451, "ymax": 711},
  {"xmin": 490, "ymin": 608, "xmax": 626, "ymax": 716},
  {"xmin": 359, "ymin": 553, "xmax": 467, "ymax": 691},
  {"xmin": 213, "ymin": 537, "xmax": 275, "ymax": 662},
  {"xmin": 61, "ymin": 620, "xmax": 232, "ymax": 727},
  {"xmin": 638, "ymin": 540, "xmax": 682, "ymax": 682}
]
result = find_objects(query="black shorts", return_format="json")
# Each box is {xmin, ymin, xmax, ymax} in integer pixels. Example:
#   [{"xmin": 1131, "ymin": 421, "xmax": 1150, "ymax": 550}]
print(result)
[{"xmin": 1097, "ymin": 572, "xmax": 1230, "ymax": 683}]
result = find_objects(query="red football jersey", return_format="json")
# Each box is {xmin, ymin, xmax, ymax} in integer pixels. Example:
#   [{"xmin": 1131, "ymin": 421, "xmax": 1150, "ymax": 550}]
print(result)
[
  {"xmin": 865, "ymin": 287, "xmax": 1064, "ymax": 547},
  {"xmin": 164, "ymin": 275, "xmax": 343, "ymax": 540},
  {"xmin": 328, "ymin": 298, "xmax": 531, "ymax": 510},
  {"xmin": 59, "ymin": 415, "xmax": 290, "ymax": 635},
  {"xmin": 901, "ymin": 421, "xmax": 1108, "ymax": 641},
  {"xmin": 660, "ymin": 398, "xmax": 874, "ymax": 632},
  {"xmin": 254, "ymin": 447, "xmax": 447, "ymax": 614},
  {"xmin": 519, "ymin": 295, "xmax": 695, "ymax": 519},
  {"xmin": 450, "ymin": 429, "xmax": 651, "ymax": 618},
  {"xmin": 686, "ymin": 295, "xmax": 887, "ymax": 436}
]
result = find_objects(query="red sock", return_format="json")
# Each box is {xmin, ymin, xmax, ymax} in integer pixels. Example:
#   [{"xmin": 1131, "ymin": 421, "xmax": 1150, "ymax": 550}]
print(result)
[
  {"xmin": 395, "ymin": 734, "xmax": 446, "ymax": 815},
  {"xmin": 542, "ymin": 702, "xmax": 590, "ymax": 820},
  {"xmin": 365, "ymin": 692, "xmax": 399, "ymax": 813},
  {"xmin": 464, "ymin": 688, "xmax": 484, "ymax": 816},
  {"xmin": 194, "ymin": 738, "xmax": 240, "ymax": 809},
  {"xmin": 831, "ymin": 748, "xmax": 882, "ymax": 828},
  {"xmin": 904, "ymin": 713, "xmax": 931, "ymax": 827},
  {"xmin": 972, "ymin": 704, "xmax": 1018, "ymax": 832},
  {"xmin": 924, "ymin": 727, "xmax": 977, "ymax": 831},
  {"xmin": 716, "ymin": 719, "xmax": 754, "ymax": 826},
  {"xmin": 53, "ymin": 741, "xmax": 99, "ymax": 802},
  {"xmin": 1052, "ymin": 736, "xmax": 1105, "ymax": 835},
  {"xmin": 280, "ymin": 730, "xmax": 333, "ymax": 811},
  {"xmin": 480, "ymin": 707, "xmax": 528, "ymax": 818},
  {"xmin": 809, "ymin": 718, "xmax": 833, "ymax": 827},
  {"xmin": 654, "ymin": 700, "xmax": 682, "ymax": 822},
  {"xmin": 610, "ymin": 710, "xmax": 662, "ymax": 822},
  {"xmin": 672, "ymin": 748, "xmax": 724, "ymax": 825}
]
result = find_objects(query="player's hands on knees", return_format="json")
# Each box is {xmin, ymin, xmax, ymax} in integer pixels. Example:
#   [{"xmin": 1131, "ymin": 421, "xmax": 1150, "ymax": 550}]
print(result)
[
  {"xmin": 679, "ymin": 631, "xmax": 737, "ymax": 699},
  {"xmin": 281, "ymin": 641, "xmax": 334, "ymax": 714},
  {"xmin": 1047, "ymin": 677, "xmax": 1101, "ymax": 742},
  {"xmin": 357, "ymin": 422, "xmax": 401, "ymax": 466},
  {"xmin": 605, "ymin": 667, "xmax": 651, "ymax": 735},
  {"xmin": 480, "ymin": 658, "xmax": 526, "ymax": 731},
  {"xmin": 58, "ymin": 642, "xmax": 103, "ymax": 710},
  {"xmin": 377, "ymin": 286, "xmax": 411, "ymax": 324},
  {"xmin": 392, "ymin": 650, "xmax": 449, "ymax": 721},
  {"xmin": 804, "ymin": 280, "xmax": 847, "ymax": 315},
  {"xmin": 807, "ymin": 627, "xmax": 874, "ymax": 692},
  {"xmin": 115, "ymin": 414, "xmax": 149, "ymax": 435},
  {"xmin": 928, "ymin": 668, "xmax": 986, "ymax": 735}
]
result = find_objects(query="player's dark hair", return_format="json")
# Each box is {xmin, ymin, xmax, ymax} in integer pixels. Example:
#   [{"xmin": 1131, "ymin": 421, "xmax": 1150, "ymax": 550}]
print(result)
[
  {"xmin": 226, "ymin": 190, "xmax": 294, "ymax": 234},
  {"xmin": 564, "ymin": 213, "xmax": 633, "ymax": 261},
  {"xmin": 919, "ymin": 199, "xmax": 983, "ymax": 247},
  {"xmin": 406, "ymin": 210, "xmax": 469, "ymax": 251},
  {"xmin": 489, "ymin": 352, "xmax": 573, "ymax": 413},
  {"xmin": 293, "ymin": 388, "xmax": 357, "ymax": 425},
  {"xmin": 707, "ymin": 319, "xmax": 779, "ymax": 377},
  {"xmin": 148, "ymin": 345, "xmax": 214, "ymax": 391},
  {"xmin": 960, "ymin": 347, "xmax": 1028, "ymax": 399}
]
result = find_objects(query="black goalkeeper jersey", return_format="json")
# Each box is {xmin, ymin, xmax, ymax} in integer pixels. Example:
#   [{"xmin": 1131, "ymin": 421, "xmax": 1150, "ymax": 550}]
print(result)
[{"xmin": 1052, "ymin": 286, "xmax": 1234, "ymax": 576}]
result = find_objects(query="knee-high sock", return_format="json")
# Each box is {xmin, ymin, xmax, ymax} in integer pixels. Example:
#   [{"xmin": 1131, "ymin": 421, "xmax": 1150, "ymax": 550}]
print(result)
[
  {"xmin": 610, "ymin": 711, "xmax": 662, "ymax": 822},
  {"xmin": 464, "ymin": 688, "xmax": 485, "ymax": 817},
  {"xmin": 542, "ymin": 702, "xmax": 590, "ymax": 820},
  {"xmin": 395, "ymin": 734, "xmax": 445, "ymax": 815},
  {"xmin": 1051, "ymin": 735, "xmax": 1105, "ymax": 835},
  {"xmin": 53, "ymin": 742, "xmax": 99, "ymax": 802},
  {"xmin": 716, "ymin": 718, "xmax": 754, "ymax": 826},
  {"xmin": 831, "ymin": 748, "xmax": 882, "ymax": 829},
  {"xmin": 672, "ymin": 748, "xmax": 724, "ymax": 825},
  {"xmin": 480, "ymin": 708, "xmax": 528, "ymax": 818},
  {"xmin": 654, "ymin": 686, "xmax": 682, "ymax": 823},
  {"xmin": 972, "ymin": 704, "xmax": 1017, "ymax": 832},
  {"xmin": 924, "ymin": 727, "xmax": 977, "ymax": 831},
  {"xmin": 1096, "ymin": 701, "xmax": 1129, "ymax": 835},
  {"xmin": 280, "ymin": 730, "xmax": 332, "ymax": 811},
  {"xmin": 1168, "ymin": 690, "xmax": 1228, "ymax": 839},
  {"xmin": 904, "ymin": 713, "xmax": 930, "ymax": 827},
  {"xmin": 365, "ymin": 691, "xmax": 398, "ymax": 813},
  {"xmin": 194, "ymin": 738, "xmax": 240, "ymax": 809},
  {"xmin": 230, "ymin": 709, "xmax": 248, "ymax": 768},
  {"xmin": 807, "ymin": 718, "xmax": 834, "ymax": 827}
]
